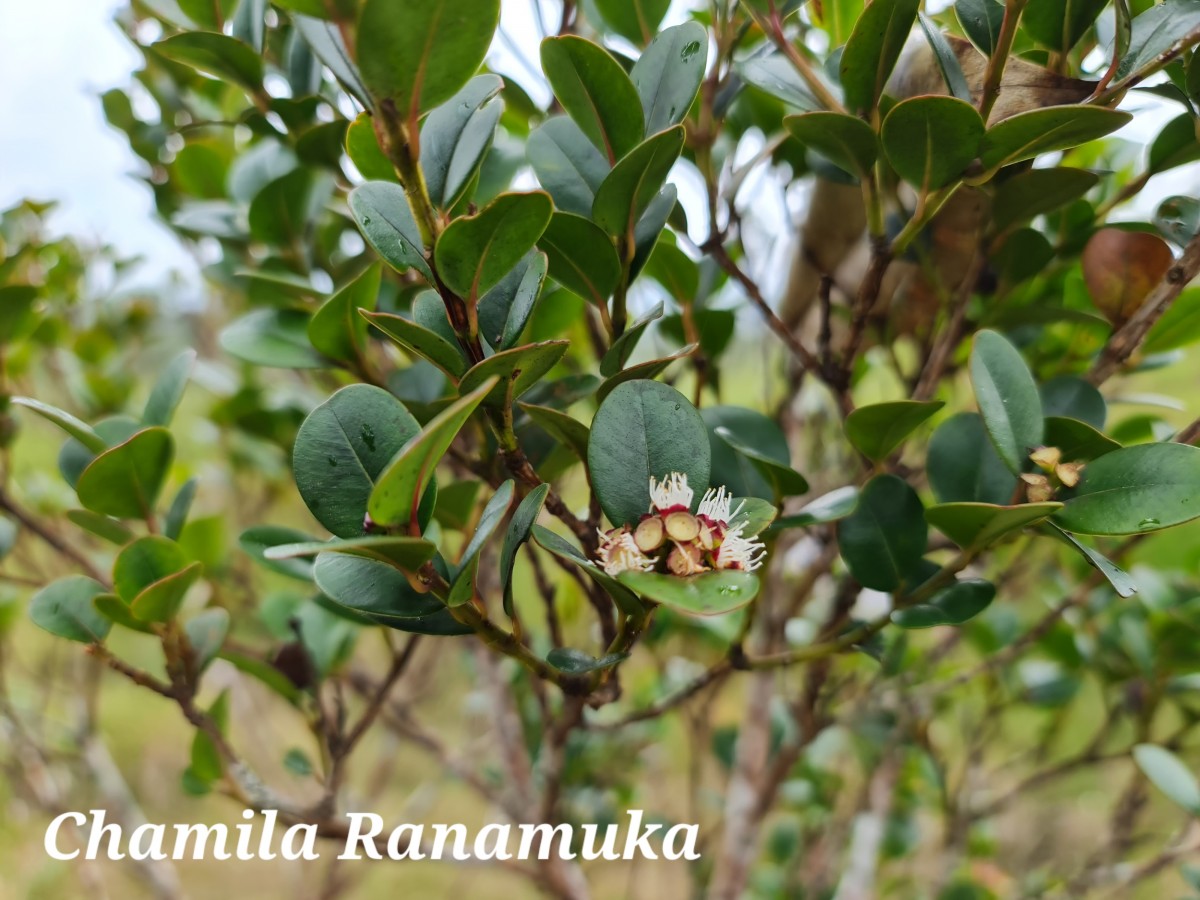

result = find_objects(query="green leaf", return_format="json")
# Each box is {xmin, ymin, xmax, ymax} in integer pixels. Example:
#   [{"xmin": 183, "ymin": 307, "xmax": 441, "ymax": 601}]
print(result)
[
  {"xmin": 703, "ymin": 406, "xmax": 791, "ymax": 501},
  {"xmin": 357, "ymin": 0, "xmax": 500, "ymax": 118},
  {"xmin": 917, "ymin": 12, "xmax": 972, "ymax": 101},
  {"xmin": 67, "ymin": 509, "xmax": 133, "ymax": 546},
  {"xmin": 115, "ymin": 536, "xmax": 188, "ymax": 603},
  {"xmin": 592, "ymin": 127, "xmax": 685, "ymax": 242},
  {"xmin": 435, "ymin": 191, "xmax": 553, "ymax": 300},
  {"xmin": 248, "ymin": 169, "xmax": 330, "ymax": 247},
  {"xmin": 520, "ymin": 404, "xmax": 590, "ymax": 460},
  {"xmin": 540, "ymin": 35, "xmax": 644, "ymax": 164},
  {"xmin": 617, "ymin": 570, "xmax": 760, "ymax": 616},
  {"xmin": 587, "ymin": 380, "xmax": 711, "ymax": 527},
  {"xmin": 926, "ymin": 501, "xmax": 1062, "ymax": 550},
  {"xmin": 368, "ymin": 378, "xmax": 497, "ymax": 527},
  {"xmin": 1116, "ymin": 0, "xmax": 1200, "ymax": 83},
  {"xmin": 600, "ymin": 302, "xmax": 664, "ymax": 376},
  {"xmin": 363, "ymin": 309, "xmax": 467, "ymax": 379},
  {"xmin": 271, "ymin": 0, "xmax": 357, "ymax": 20},
  {"xmin": 531, "ymin": 524, "xmax": 644, "ymax": 617},
  {"xmin": 500, "ymin": 484, "xmax": 549, "ymax": 616},
  {"xmin": 527, "ymin": 117, "xmax": 610, "ymax": 217},
  {"xmin": 220, "ymin": 309, "xmax": 327, "ymax": 369},
  {"xmin": 239, "ymin": 525, "xmax": 317, "ymax": 580},
  {"xmin": 94, "ymin": 594, "xmax": 153, "ymax": 633},
  {"xmin": 1046, "ymin": 523, "xmax": 1138, "ymax": 597},
  {"xmin": 546, "ymin": 647, "xmax": 627, "ymax": 674},
  {"xmin": 1023, "ymin": 0, "xmax": 1107, "ymax": 53},
  {"xmin": 1144, "ymin": 286, "xmax": 1200, "ymax": 353},
  {"xmin": 714, "ymin": 427, "xmax": 809, "ymax": 498},
  {"xmin": 348, "ymin": 182, "xmax": 433, "ymax": 282},
  {"xmin": 630, "ymin": 22, "xmax": 708, "ymax": 134},
  {"xmin": 448, "ymin": 481, "xmax": 514, "ymax": 605},
  {"xmin": 539, "ymin": 212, "xmax": 621, "ymax": 305},
  {"xmin": 0, "ymin": 284, "xmax": 38, "ymax": 343},
  {"xmin": 892, "ymin": 579, "xmax": 995, "ymax": 628},
  {"xmin": 1040, "ymin": 374, "xmax": 1106, "ymax": 430},
  {"xmin": 770, "ymin": 486, "xmax": 860, "ymax": 531},
  {"xmin": 978, "ymin": 106, "xmax": 1132, "ymax": 173},
  {"xmin": 264, "ymin": 536, "xmax": 436, "ymax": 572},
  {"xmin": 293, "ymin": 14, "xmax": 372, "ymax": 110},
  {"xmin": 844, "ymin": 400, "xmax": 944, "ymax": 462},
  {"xmin": 1054, "ymin": 442, "xmax": 1200, "ymax": 535},
  {"xmin": 728, "ymin": 497, "xmax": 778, "ymax": 538},
  {"xmin": 12, "ymin": 397, "xmax": 106, "ymax": 454},
  {"xmin": 164, "ymin": 479, "xmax": 197, "ymax": 542},
  {"xmin": 1133, "ymin": 743, "xmax": 1200, "ymax": 815},
  {"xmin": 421, "ymin": 75, "xmax": 504, "ymax": 209},
  {"xmin": 839, "ymin": 0, "xmax": 921, "ymax": 114},
  {"xmin": 596, "ymin": 344, "xmax": 697, "ymax": 402},
  {"xmin": 1043, "ymin": 416, "xmax": 1122, "ymax": 462},
  {"xmin": 970, "ymin": 330, "xmax": 1044, "ymax": 475},
  {"xmin": 76, "ymin": 428, "xmax": 174, "ymax": 520},
  {"xmin": 308, "ymin": 264, "xmax": 379, "ymax": 363},
  {"xmin": 293, "ymin": 384, "xmax": 425, "ymax": 538},
  {"xmin": 142, "ymin": 349, "xmax": 195, "ymax": 427},
  {"xmin": 928, "ymin": 413, "xmax": 1018, "ymax": 504},
  {"xmin": 477, "ymin": 251, "xmax": 548, "ymax": 350},
  {"xmin": 30, "ymin": 577, "xmax": 111, "ymax": 644},
  {"xmin": 882, "ymin": 96, "xmax": 984, "ymax": 191},
  {"xmin": 837, "ymin": 474, "xmax": 927, "ymax": 592},
  {"xmin": 735, "ymin": 55, "xmax": 821, "ymax": 110},
  {"xmin": 784, "ymin": 112, "xmax": 878, "ymax": 180},
  {"xmin": 595, "ymin": 0, "xmax": 670, "ymax": 44},
  {"xmin": 131, "ymin": 562, "xmax": 203, "ymax": 623},
  {"xmin": 992, "ymin": 168, "xmax": 1100, "ymax": 233},
  {"xmin": 154, "ymin": 32, "xmax": 263, "ymax": 94},
  {"xmin": 1149, "ymin": 113, "xmax": 1200, "ymax": 175},
  {"xmin": 458, "ymin": 340, "xmax": 569, "ymax": 407},
  {"xmin": 345, "ymin": 113, "xmax": 396, "ymax": 181},
  {"xmin": 313, "ymin": 552, "xmax": 444, "ymax": 620},
  {"xmin": 957, "ymin": 0, "xmax": 1006, "ymax": 54}
]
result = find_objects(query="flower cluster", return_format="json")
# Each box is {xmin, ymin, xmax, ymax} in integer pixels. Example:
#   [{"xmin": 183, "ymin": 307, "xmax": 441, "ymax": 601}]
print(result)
[
  {"xmin": 595, "ymin": 472, "xmax": 766, "ymax": 577},
  {"xmin": 1022, "ymin": 446, "xmax": 1086, "ymax": 502}
]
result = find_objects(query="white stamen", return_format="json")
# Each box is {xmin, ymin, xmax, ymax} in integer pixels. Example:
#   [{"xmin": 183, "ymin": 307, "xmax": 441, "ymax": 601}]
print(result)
[
  {"xmin": 714, "ymin": 526, "xmax": 767, "ymax": 572},
  {"xmin": 595, "ymin": 528, "xmax": 656, "ymax": 576},
  {"xmin": 649, "ymin": 471, "xmax": 693, "ymax": 513},
  {"xmin": 697, "ymin": 486, "xmax": 734, "ymax": 524}
]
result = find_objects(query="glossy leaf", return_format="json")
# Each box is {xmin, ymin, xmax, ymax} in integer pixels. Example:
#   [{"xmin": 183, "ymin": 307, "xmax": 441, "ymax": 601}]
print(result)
[
  {"xmin": 618, "ymin": 570, "xmax": 759, "ymax": 615},
  {"xmin": 368, "ymin": 378, "xmax": 496, "ymax": 527},
  {"xmin": 589, "ymin": 380, "xmax": 710, "ymax": 527},
  {"xmin": 540, "ymin": 35, "xmax": 644, "ymax": 163},
  {"xmin": 115, "ymin": 536, "xmax": 189, "ymax": 603},
  {"xmin": 154, "ymin": 32, "xmax": 263, "ymax": 94},
  {"xmin": 596, "ymin": 344, "xmax": 696, "ymax": 402},
  {"xmin": 12, "ymin": 397, "xmax": 106, "ymax": 453},
  {"xmin": 630, "ymin": 22, "xmax": 708, "ymax": 134},
  {"xmin": 546, "ymin": 647, "xmax": 627, "ymax": 674},
  {"xmin": 992, "ymin": 168, "xmax": 1100, "ymax": 233},
  {"xmin": 29, "ymin": 577, "xmax": 111, "ymax": 644},
  {"xmin": 435, "ymin": 192, "xmax": 553, "ymax": 300},
  {"xmin": 845, "ymin": 400, "xmax": 943, "ymax": 462},
  {"xmin": 76, "ymin": 428, "xmax": 174, "ymax": 520},
  {"xmin": 421, "ymin": 75, "xmax": 504, "ymax": 209},
  {"xmin": 264, "ymin": 536, "xmax": 437, "ymax": 572},
  {"xmin": 531, "ymin": 524, "xmax": 644, "ymax": 617},
  {"xmin": 595, "ymin": 0, "xmax": 670, "ymax": 44},
  {"xmin": 978, "ymin": 106, "xmax": 1132, "ymax": 172},
  {"xmin": 220, "ymin": 309, "xmax": 327, "ymax": 369},
  {"xmin": 345, "ymin": 113, "xmax": 396, "ymax": 181},
  {"xmin": 132, "ymin": 562, "xmax": 203, "ymax": 623},
  {"xmin": 143, "ymin": 349, "xmax": 196, "ymax": 427},
  {"xmin": 239, "ymin": 525, "xmax": 318, "ymax": 580},
  {"xmin": 1043, "ymin": 416, "xmax": 1122, "ymax": 462},
  {"xmin": 928, "ymin": 412, "xmax": 1018, "ymax": 504},
  {"xmin": 1023, "ymin": 0, "xmax": 1107, "ymax": 53},
  {"xmin": 592, "ymin": 127, "xmax": 685, "ymax": 243},
  {"xmin": 1133, "ymin": 743, "xmax": 1200, "ymax": 815},
  {"xmin": 927, "ymin": 501, "xmax": 1062, "ymax": 550},
  {"xmin": 770, "ymin": 486, "xmax": 860, "ymax": 531},
  {"xmin": 839, "ymin": 0, "xmax": 920, "ymax": 114},
  {"xmin": 363, "ymin": 309, "xmax": 467, "ymax": 378},
  {"xmin": 1040, "ymin": 375, "xmax": 1107, "ymax": 430},
  {"xmin": 526, "ymin": 117, "xmax": 610, "ymax": 217},
  {"xmin": 349, "ymin": 181, "xmax": 433, "ymax": 282},
  {"xmin": 477, "ymin": 251, "xmax": 548, "ymax": 350},
  {"xmin": 883, "ymin": 96, "xmax": 983, "ymax": 191},
  {"xmin": 308, "ymin": 264, "xmax": 379, "ymax": 363},
  {"xmin": 892, "ymin": 579, "xmax": 995, "ymax": 628},
  {"xmin": 520, "ymin": 404, "xmax": 590, "ymax": 460},
  {"xmin": 539, "ymin": 212, "xmax": 621, "ymax": 305},
  {"xmin": 500, "ymin": 484, "xmax": 549, "ymax": 616},
  {"xmin": 357, "ymin": 0, "xmax": 500, "ymax": 117},
  {"xmin": 714, "ymin": 427, "xmax": 808, "ymax": 498},
  {"xmin": 600, "ymin": 302, "xmax": 664, "ymax": 376},
  {"xmin": 313, "ymin": 553, "xmax": 444, "ymax": 620},
  {"xmin": 837, "ymin": 474, "xmax": 927, "ymax": 592},
  {"xmin": 293, "ymin": 384, "xmax": 424, "ymax": 538},
  {"xmin": 970, "ymin": 330, "xmax": 1044, "ymax": 474},
  {"xmin": 1054, "ymin": 442, "xmax": 1200, "ymax": 535},
  {"xmin": 1047, "ymin": 523, "xmax": 1138, "ymax": 597},
  {"xmin": 956, "ymin": 0, "xmax": 1005, "ymax": 54},
  {"xmin": 458, "ymin": 341, "xmax": 569, "ymax": 407},
  {"xmin": 784, "ymin": 112, "xmax": 878, "ymax": 180}
]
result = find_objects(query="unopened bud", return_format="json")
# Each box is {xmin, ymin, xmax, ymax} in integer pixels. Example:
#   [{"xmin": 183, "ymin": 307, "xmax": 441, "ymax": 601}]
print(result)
[
  {"xmin": 1021, "ymin": 473, "xmax": 1054, "ymax": 502},
  {"xmin": 667, "ymin": 542, "xmax": 707, "ymax": 576},
  {"xmin": 1055, "ymin": 461, "xmax": 1085, "ymax": 488},
  {"xmin": 1029, "ymin": 446, "xmax": 1062, "ymax": 471}
]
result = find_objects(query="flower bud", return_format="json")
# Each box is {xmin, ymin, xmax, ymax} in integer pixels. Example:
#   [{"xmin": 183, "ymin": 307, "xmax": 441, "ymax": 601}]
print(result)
[
  {"xmin": 1029, "ymin": 446, "xmax": 1062, "ymax": 471},
  {"xmin": 1055, "ymin": 461, "xmax": 1085, "ymax": 488},
  {"xmin": 1020, "ymin": 473, "xmax": 1054, "ymax": 503},
  {"xmin": 667, "ymin": 542, "xmax": 707, "ymax": 576}
]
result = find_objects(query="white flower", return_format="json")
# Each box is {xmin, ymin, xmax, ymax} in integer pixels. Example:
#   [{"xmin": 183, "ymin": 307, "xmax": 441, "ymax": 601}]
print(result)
[
  {"xmin": 714, "ymin": 526, "xmax": 767, "ymax": 572},
  {"xmin": 697, "ymin": 485, "xmax": 734, "ymax": 524},
  {"xmin": 649, "ymin": 471, "xmax": 693, "ymax": 513},
  {"xmin": 596, "ymin": 527, "xmax": 656, "ymax": 576}
]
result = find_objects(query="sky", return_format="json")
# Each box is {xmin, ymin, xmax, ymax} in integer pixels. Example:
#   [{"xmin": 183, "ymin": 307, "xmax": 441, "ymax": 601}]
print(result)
[
  {"xmin": 0, "ymin": 0, "xmax": 1195, "ymax": 295},
  {"xmin": 0, "ymin": 0, "xmax": 196, "ymax": 278}
]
